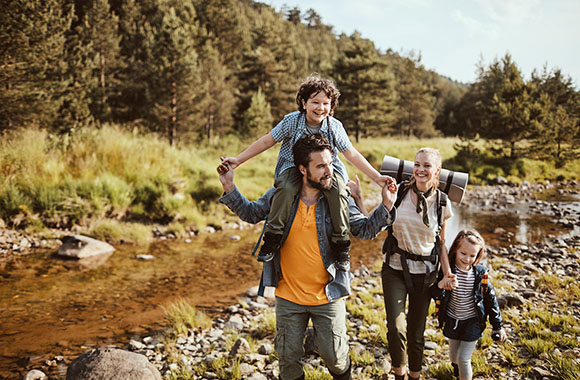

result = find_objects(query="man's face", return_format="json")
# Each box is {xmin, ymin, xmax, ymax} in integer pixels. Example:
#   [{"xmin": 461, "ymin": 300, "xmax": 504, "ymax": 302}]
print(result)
[{"xmin": 303, "ymin": 149, "xmax": 333, "ymax": 191}]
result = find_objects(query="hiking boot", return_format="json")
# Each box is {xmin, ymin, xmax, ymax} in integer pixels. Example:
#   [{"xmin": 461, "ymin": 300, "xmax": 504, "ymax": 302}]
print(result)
[
  {"xmin": 331, "ymin": 240, "xmax": 351, "ymax": 271},
  {"xmin": 329, "ymin": 360, "xmax": 351, "ymax": 380},
  {"xmin": 452, "ymin": 363, "xmax": 459, "ymax": 378},
  {"xmin": 257, "ymin": 232, "xmax": 282, "ymax": 263}
]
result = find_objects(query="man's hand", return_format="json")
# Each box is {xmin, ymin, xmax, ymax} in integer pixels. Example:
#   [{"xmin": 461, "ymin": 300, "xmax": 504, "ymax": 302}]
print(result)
[
  {"xmin": 217, "ymin": 161, "xmax": 235, "ymax": 194},
  {"xmin": 347, "ymin": 175, "xmax": 363, "ymax": 201},
  {"xmin": 381, "ymin": 178, "xmax": 397, "ymax": 210},
  {"xmin": 217, "ymin": 156, "xmax": 239, "ymax": 175}
]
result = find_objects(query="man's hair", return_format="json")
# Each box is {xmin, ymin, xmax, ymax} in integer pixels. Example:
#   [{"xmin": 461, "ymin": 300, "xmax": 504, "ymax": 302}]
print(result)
[
  {"xmin": 292, "ymin": 134, "xmax": 333, "ymax": 168},
  {"xmin": 295, "ymin": 74, "xmax": 341, "ymax": 115}
]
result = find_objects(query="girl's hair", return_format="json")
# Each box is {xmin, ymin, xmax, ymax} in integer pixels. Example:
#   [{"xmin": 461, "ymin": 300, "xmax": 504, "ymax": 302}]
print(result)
[
  {"xmin": 448, "ymin": 229, "xmax": 486, "ymax": 268},
  {"xmin": 296, "ymin": 74, "xmax": 340, "ymax": 115},
  {"xmin": 403, "ymin": 147, "xmax": 442, "ymax": 192}
]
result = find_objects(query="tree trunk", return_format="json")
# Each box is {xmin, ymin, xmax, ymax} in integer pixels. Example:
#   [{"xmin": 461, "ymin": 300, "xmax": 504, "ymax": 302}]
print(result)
[
  {"xmin": 100, "ymin": 37, "xmax": 106, "ymax": 119},
  {"xmin": 170, "ymin": 62, "xmax": 177, "ymax": 147}
]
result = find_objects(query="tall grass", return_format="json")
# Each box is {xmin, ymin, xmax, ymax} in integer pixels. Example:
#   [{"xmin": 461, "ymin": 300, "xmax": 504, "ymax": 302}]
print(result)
[{"xmin": 2, "ymin": 127, "xmax": 579, "ymax": 237}]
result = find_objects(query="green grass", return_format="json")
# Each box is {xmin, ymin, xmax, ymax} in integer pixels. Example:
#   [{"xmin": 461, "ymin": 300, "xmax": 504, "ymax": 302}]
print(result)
[
  {"xmin": 162, "ymin": 298, "xmax": 212, "ymax": 335},
  {"xmin": 546, "ymin": 353, "xmax": 580, "ymax": 380},
  {"xmin": 2, "ymin": 127, "xmax": 580, "ymax": 243},
  {"xmin": 250, "ymin": 308, "xmax": 276, "ymax": 339}
]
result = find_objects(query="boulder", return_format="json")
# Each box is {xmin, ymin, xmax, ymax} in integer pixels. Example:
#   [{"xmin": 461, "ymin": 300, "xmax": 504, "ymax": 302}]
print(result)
[
  {"xmin": 66, "ymin": 348, "xmax": 161, "ymax": 380},
  {"xmin": 57, "ymin": 235, "xmax": 115, "ymax": 259},
  {"xmin": 23, "ymin": 369, "xmax": 47, "ymax": 380}
]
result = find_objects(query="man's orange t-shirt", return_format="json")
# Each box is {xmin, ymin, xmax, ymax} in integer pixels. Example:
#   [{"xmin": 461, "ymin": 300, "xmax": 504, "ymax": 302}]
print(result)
[{"xmin": 275, "ymin": 200, "xmax": 330, "ymax": 305}]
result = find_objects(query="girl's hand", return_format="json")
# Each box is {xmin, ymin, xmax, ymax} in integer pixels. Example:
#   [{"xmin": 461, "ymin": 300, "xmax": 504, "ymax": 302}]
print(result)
[
  {"xmin": 439, "ymin": 273, "xmax": 458, "ymax": 290},
  {"xmin": 493, "ymin": 328, "xmax": 507, "ymax": 343}
]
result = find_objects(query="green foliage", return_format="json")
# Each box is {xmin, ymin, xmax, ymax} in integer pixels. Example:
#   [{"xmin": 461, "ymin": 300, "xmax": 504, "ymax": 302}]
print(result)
[
  {"xmin": 304, "ymin": 366, "xmax": 332, "ymax": 380},
  {"xmin": 241, "ymin": 87, "xmax": 274, "ymax": 139},
  {"xmin": 428, "ymin": 362, "xmax": 454, "ymax": 380},
  {"xmin": 250, "ymin": 309, "xmax": 276, "ymax": 339},
  {"xmin": 546, "ymin": 353, "xmax": 580, "ymax": 380},
  {"xmin": 332, "ymin": 33, "xmax": 397, "ymax": 142},
  {"xmin": 163, "ymin": 298, "xmax": 212, "ymax": 336}
]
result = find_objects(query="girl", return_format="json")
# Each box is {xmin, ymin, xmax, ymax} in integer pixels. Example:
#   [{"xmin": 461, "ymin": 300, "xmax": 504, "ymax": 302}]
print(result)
[
  {"xmin": 381, "ymin": 147, "xmax": 456, "ymax": 380},
  {"xmin": 436, "ymin": 229, "xmax": 507, "ymax": 380}
]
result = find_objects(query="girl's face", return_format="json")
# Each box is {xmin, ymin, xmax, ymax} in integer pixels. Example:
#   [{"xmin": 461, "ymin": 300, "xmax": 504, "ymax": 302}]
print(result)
[
  {"xmin": 302, "ymin": 91, "xmax": 331, "ymax": 126},
  {"xmin": 455, "ymin": 239, "xmax": 480, "ymax": 271},
  {"xmin": 413, "ymin": 152, "xmax": 441, "ymax": 189}
]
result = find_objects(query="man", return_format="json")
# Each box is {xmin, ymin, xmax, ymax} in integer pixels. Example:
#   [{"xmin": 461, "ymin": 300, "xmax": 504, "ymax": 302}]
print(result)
[{"xmin": 218, "ymin": 134, "xmax": 397, "ymax": 380}]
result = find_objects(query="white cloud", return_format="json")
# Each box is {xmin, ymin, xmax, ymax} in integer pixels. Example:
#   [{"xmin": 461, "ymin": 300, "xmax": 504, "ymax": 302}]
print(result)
[
  {"xmin": 475, "ymin": 0, "xmax": 540, "ymax": 24},
  {"xmin": 453, "ymin": 9, "xmax": 500, "ymax": 39}
]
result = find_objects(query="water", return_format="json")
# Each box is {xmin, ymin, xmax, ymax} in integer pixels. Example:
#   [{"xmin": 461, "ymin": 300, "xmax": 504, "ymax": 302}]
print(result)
[{"xmin": 1, "ymin": 188, "xmax": 578, "ymax": 378}]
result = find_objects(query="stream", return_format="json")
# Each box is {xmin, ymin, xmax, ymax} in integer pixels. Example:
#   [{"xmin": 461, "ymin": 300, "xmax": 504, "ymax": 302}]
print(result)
[{"xmin": 1, "ymin": 187, "xmax": 579, "ymax": 379}]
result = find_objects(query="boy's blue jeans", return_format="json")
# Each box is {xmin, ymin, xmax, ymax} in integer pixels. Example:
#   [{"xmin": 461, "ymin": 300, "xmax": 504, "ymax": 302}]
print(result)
[
  {"xmin": 266, "ymin": 167, "xmax": 350, "ymax": 244},
  {"xmin": 275, "ymin": 297, "xmax": 350, "ymax": 380}
]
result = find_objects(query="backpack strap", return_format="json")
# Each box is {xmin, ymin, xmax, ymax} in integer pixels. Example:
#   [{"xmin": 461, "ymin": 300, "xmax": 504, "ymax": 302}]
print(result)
[
  {"xmin": 481, "ymin": 271, "xmax": 489, "ymax": 295},
  {"xmin": 383, "ymin": 183, "xmax": 447, "ymax": 294}
]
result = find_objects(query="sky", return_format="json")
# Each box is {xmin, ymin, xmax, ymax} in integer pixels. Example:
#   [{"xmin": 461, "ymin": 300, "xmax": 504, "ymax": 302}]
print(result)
[{"xmin": 259, "ymin": 0, "xmax": 580, "ymax": 87}]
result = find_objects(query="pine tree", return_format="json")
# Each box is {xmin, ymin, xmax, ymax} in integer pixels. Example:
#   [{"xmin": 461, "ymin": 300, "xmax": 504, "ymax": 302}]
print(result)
[
  {"xmin": 475, "ymin": 54, "xmax": 535, "ymax": 158},
  {"xmin": 77, "ymin": 0, "xmax": 123, "ymax": 123},
  {"xmin": 0, "ymin": 0, "xmax": 72, "ymax": 131},
  {"xmin": 114, "ymin": 0, "xmax": 158, "ymax": 126},
  {"xmin": 529, "ymin": 68, "xmax": 580, "ymax": 166},
  {"xmin": 149, "ymin": 0, "xmax": 204, "ymax": 146},
  {"xmin": 242, "ymin": 87, "xmax": 273, "ymax": 139},
  {"xmin": 332, "ymin": 33, "xmax": 397, "ymax": 141},
  {"xmin": 237, "ymin": 7, "xmax": 297, "ymax": 123},
  {"xmin": 196, "ymin": 41, "xmax": 236, "ymax": 143},
  {"xmin": 392, "ymin": 53, "xmax": 437, "ymax": 138}
]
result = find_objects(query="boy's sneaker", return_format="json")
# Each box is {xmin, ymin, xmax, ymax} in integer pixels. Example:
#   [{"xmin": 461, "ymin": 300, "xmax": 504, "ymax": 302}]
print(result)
[
  {"xmin": 331, "ymin": 240, "xmax": 351, "ymax": 271},
  {"xmin": 257, "ymin": 232, "xmax": 282, "ymax": 263}
]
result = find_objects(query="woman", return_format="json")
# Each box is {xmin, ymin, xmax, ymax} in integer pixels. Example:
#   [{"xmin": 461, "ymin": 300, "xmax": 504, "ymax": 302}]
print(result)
[{"xmin": 353, "ymin": 148, "xmax": 456, "ymax": 380}]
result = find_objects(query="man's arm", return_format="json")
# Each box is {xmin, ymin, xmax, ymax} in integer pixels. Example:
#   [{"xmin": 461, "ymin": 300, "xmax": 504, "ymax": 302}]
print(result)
[
  {"xmin": 349, "ymin": 180, "xmax": 397, "ymax": 240},
  {"xmin": 217, "ymin": 163, "xmax": 273, "ymax": 224}
]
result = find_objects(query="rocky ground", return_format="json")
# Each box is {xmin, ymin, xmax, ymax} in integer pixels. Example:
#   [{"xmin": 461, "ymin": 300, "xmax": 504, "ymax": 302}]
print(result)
[{"xmin": 13, "ymin": 182, "xmax": 580, "ymax": 379}]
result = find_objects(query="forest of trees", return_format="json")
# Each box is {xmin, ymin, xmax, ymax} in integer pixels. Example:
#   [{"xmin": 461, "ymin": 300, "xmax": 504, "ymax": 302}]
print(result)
[{"xmin": 2, "ymin": 0, "xmax": 579, "ymax": 164}]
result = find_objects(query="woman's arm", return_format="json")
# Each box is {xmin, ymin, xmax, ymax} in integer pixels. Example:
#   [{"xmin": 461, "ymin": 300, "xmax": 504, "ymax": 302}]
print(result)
[{"xmin": 438, "ymin": 222, "xmax": 458, "ymax": 290}]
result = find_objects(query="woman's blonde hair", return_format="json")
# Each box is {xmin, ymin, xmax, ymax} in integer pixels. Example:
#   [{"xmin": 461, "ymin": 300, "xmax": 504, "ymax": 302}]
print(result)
[{"xmin": 448, "ymin": 229, "xmax": 486, "ymax": 267}]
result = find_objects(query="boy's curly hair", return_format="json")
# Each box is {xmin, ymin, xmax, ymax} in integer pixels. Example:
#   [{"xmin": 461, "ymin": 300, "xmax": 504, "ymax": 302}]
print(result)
[{"xmin": 295, "ymin": 74, "xmax": 341, "ymax": 115}]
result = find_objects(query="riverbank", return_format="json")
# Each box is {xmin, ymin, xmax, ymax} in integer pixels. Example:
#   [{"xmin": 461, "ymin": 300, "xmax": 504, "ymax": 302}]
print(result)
[{"xmin": 8, "ymin": 182, "xmax": 580, "ymax": 379}]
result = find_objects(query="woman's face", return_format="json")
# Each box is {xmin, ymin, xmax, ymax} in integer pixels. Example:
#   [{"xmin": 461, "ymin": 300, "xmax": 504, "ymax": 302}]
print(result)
[{"xmin": 413, "ymin": 152, "xmax": 441, "ymax": 189}]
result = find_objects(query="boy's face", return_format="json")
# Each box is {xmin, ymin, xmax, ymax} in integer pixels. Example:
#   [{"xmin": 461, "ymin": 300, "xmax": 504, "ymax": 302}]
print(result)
[{"xmin": 302, "ymin": 91, "xmax": 331, "ymax": 126}]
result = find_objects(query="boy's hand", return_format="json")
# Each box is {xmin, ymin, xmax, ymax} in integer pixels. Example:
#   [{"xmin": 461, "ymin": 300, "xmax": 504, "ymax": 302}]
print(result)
[
  {"xmin": 217, "ymin": 156, "xmax": 239, "ymax": 175},
  {"xmin": 375, "ymin": 174, "xmax": 397, "ymax": 192}
]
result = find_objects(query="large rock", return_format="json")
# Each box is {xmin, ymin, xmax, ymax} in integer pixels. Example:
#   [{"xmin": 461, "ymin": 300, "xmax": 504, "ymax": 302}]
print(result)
[
  {"xmin": 57, "ymin": 235, "xmax": 115, "ymax": 259},
  {"xmin": 66, "ymin": 348, "xmax": 161, "ymax": 380}
]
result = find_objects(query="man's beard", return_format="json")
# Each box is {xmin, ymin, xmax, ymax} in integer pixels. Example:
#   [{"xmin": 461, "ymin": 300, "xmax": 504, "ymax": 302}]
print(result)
[{"xmin": 306, "ymin": 170, "xmax": 333, "ymax": 191}]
